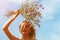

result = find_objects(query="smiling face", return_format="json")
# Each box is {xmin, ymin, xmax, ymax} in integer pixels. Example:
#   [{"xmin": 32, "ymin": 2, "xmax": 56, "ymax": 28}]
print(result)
[{"xmin": 19, "ymin": 21, "xmax": 32, "ymax": 35}]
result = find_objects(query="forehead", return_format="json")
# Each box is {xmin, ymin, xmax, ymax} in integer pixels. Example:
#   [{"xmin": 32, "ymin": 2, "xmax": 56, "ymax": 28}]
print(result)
[
  {"xmin": 21, "ymin": 21, "xmax": 31, "ymax": 25},
  {"xmin": 21, "ymin": 22, "xmax": 30, "ymax": 26},
  {"xmin": 20, "ymin": 21, "xmax": 32, "ymax": 27}
]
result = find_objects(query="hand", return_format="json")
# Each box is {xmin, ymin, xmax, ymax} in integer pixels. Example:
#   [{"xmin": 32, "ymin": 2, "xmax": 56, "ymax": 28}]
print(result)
[{"xmin": 14, "ymin": 10, "xmax": 20, "ymax": 16}]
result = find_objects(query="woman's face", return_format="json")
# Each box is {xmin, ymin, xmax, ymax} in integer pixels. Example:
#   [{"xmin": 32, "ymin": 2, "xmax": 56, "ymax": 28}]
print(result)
[{"xmin": 19, "ymin": 22, "xmax": 31, "ymax": 35}]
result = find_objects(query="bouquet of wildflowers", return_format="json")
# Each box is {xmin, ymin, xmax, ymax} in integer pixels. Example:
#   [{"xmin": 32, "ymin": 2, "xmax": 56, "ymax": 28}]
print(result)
[{"xmin": 5, "ymin": 0, "xmax": 44, "ymax": 27}]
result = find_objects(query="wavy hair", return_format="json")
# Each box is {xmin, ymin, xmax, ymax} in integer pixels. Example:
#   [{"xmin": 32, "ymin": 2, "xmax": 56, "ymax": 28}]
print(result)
[{"xmin": 19, "ymin": 20, "xmax": 36, "ymax": 39}]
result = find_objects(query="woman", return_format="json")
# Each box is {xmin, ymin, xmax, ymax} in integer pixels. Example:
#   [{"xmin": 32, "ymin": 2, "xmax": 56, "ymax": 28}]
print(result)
[{"xmin": 2, "ymin": 10, "xmax": 36, "ymax": 40}]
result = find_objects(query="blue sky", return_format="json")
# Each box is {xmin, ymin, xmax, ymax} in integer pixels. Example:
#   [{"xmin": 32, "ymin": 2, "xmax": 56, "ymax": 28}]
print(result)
[{"xmin": 0, "ymin": 0, "xmax": 60, "ymax": 40}]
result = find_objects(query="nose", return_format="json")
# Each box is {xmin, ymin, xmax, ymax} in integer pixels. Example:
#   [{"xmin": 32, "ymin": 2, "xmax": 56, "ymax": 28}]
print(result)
[
  {"xmin": 23, "ymin": 25, "xmax": 26, "ymax": 29},
  {"xmin": 23, "ymin": 26, "xmax": 26, "ymax": 29}
]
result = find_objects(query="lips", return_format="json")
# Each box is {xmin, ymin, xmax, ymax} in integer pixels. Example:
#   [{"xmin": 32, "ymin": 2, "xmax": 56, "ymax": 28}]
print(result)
[
  {"xmin": 23, "ymin": 30, "xmax": 26, "ymax": 32},
  {"xmin": 22, "ymin": 30, "xmax": 28, "ymax": 34}
]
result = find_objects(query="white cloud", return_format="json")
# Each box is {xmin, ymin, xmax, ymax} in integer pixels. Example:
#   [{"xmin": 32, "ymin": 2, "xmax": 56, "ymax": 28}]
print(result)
[
  {"xmin": 48, "ymin": 20, "xmax": 60, "ymax": 40},
  {"xmin": 41, "ymin": 6, "xmax": 54, "ymax": 20},
  {"xmin": 50, "ymin": 33, "xmax": 60, "ymax": 40},
  {"xmin": 52, "ymin": 21, "xmax": 60, "ymax": 31},
  {"xmin": 41, "ymin": 0, "xmax": 60, "ymax": 20}
]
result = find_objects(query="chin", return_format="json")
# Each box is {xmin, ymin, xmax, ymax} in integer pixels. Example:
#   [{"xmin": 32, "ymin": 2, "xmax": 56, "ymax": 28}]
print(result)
[{"xmin": 22, "ymin": 32, "xmax": 29, "ymax": 35}]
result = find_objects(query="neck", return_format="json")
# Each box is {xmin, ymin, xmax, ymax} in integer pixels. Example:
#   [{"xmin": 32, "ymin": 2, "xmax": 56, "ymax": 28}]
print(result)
[{"xmin": 21, "ymin": 34, "xmax": 32, "ymax": 40}]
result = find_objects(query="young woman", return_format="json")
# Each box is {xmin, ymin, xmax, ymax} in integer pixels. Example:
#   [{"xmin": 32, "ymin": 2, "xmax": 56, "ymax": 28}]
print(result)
[{"xmin": 2, "ymin": 10, "xmax": 36, "ymax": 40}]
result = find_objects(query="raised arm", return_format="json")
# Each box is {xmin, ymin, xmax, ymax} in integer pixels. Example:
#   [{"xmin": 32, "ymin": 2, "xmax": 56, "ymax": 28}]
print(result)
[{"xmin": 2, "ymin": 10, "xmax": 20, "ymax": 40}]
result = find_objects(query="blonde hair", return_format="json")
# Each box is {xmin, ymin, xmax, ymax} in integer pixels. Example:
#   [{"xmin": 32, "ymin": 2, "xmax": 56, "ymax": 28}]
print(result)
[{"xmin": 19, "ymin": 20, "xmax": 36, "ymax": 39}]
